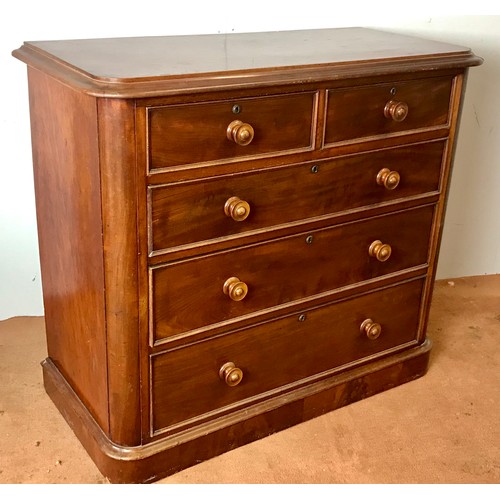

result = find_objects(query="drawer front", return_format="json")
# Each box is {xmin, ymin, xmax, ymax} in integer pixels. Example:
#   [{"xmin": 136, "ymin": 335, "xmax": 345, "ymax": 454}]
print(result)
[
  {"xmin": 151, "ymin": 205, "xmax": 434, "ymax": 340},
  {"xmin": 151, "ymin": 279, "xmax": 424, "ymax": 432},
  {"xmin": 324, "ymin": 76, "xmax": 453, "ymax": 144},
  {"xmin": 150, "ymin": 141, "xmax": 444, "ymax": 253},
  {"xmin": 148, "ymin": 92, "xmax": 316, "ymax": 169}
]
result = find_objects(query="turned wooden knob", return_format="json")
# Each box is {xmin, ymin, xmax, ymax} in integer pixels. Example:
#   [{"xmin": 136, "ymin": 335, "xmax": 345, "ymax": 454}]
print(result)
[
  {"xmin": 224, "ymin": 196, "xmax": 251, "ymax": 221},
  {"xmin": 377, "ymin": 168, "xmax": 401, "ymax": 190},
  {"xmin": 360, "ymin": 319, "xmax": 382, "ymax": 340},
  {"xmin": 384, "ymin": 100, "xmax": 408, "ymax": 122},
  {"xmin": 227, "ymin": 120, "xmax": 255, "ymax": 146},
  {"xmin": 369, "ymin": 240, "xmax": 392, "ymax": 262},
  {"xmin": 219, "ymin": 362, "xmax": 244, "ymax": 386},
  {"xmin": 223, "ymin": 277, "xmax": 248, "ymax": 301}
]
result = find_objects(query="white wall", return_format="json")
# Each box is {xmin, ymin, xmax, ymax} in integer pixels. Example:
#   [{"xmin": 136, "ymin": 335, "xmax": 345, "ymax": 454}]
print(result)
[{"xmin": 1, "ymin": 3, "xmax": 499, "ymax": 319}]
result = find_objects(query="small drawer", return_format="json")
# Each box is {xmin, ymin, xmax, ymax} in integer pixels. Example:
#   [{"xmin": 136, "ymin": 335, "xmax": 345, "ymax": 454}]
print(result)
[
  {"xmin": 147, "ymin": 92, "xmax": 316, "ymax": 170},
  {"xmin": 151, "ymin": 278, "xmax": 424, "ymax": 433},
  {"xmin": 324, "ymin": 76, "xmax": 453, "ymax": 145},
  {"xmin": 151, "ymin": 205, "xmax": 434, "ymax": 341},
  {"xmin": 149, "ymin": 141, "xmax": 444, "ymax": 253}
]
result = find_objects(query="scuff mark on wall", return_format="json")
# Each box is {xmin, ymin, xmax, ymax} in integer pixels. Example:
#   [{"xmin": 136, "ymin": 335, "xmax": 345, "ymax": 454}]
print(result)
[{"xmin": 473, "ymin": 104, "xmax": 481, "ymax": 128}]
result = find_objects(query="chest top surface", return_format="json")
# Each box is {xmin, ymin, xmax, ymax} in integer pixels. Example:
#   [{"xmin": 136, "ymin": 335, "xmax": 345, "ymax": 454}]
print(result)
[{"xmin": 12, "ymin": 27, "xmax": 482, "ymax": 97}]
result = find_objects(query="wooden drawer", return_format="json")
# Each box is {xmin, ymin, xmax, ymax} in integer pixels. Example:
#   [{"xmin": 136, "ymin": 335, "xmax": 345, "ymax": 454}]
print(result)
[
  {"xmin": 147, "ymin": 92, "xmax": 316, "ymax": 170},
  {"xmin": 151, "ymin": 205, "xmax": 434, "ymax": 341},
  {"xmin": 324, "ymin": 76, "xmax": 453, "ymax": 145},
  {"xmin": 151, "ymin": 278, "xmax": 424, "ymax": 433},
  {"xmin": 149, "ymin": 141, "xmax": 444, "ymax": 253}
]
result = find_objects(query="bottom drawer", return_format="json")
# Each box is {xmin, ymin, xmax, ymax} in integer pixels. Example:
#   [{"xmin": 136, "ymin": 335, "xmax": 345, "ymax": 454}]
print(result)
[{"xmin": 151, "ymin": 278, "xmax": 425, "ymax": 434}]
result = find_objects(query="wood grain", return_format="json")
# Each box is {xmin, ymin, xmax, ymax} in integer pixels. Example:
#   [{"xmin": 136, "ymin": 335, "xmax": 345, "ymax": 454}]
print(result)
[
  {"xmin": 149, "ymin": 140, "xmax": 445, "ymax": 253},
  {"xmin": 148, "ymin": 92, "xmax": 315, "ymax": 169},
  {"xmin": 151, "ymin": 278, "xmax": 424, "ymax": 433},
  {"xmin": 27, "ymin": 68, "xmax": 109, "ymax": 432},
  {"xmin": 324, "ymin": 76, "xmax": 453, "ymax": 145},
  {"xmin": 151, "ymin": 205, "xmax": 435, "ymax": 340},
  {"xmin": 98, "ymin": 98, "xmax": 141, "ymax": 446},
  {"xmin": 12, "ymin": 28, "xmax": 482, "ymax": 97},
  {"xmin": 42, "ymin": 335, "xmax": 431, "ymax": 483}
]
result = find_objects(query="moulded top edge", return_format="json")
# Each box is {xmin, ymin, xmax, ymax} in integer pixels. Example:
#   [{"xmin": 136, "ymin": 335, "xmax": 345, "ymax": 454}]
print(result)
[{"xmin": 12, "ymin": 27, "xmax": 483, "ymax": 98}]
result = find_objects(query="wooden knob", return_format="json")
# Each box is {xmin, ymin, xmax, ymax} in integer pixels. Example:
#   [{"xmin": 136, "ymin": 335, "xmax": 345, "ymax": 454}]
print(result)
[
  {"xmin": 223, "ymin": 277, "xmax": 248, "ymax": 301},
  {"xmin": 227, "ymin": 120, "xmax": 255, "ymax": 146},
  {"xmin": 377, "ymin": 168, "xmax": 400, "ymax": 190},
  {"xmin": 369, "ymin": 240, "xmax": 392, "ymax": 262},
  {"xmin": 360, "ymin": 319, "xmax": 382, "ymax": 340},
  {"xmin": 224, "ymin": 196, "xmax": 250, "ymax": 221},
  {"xmin": 219, "ymin": 362, "xmax": 243, "ymax": 386},
  {"xmin": 384, "ymin": 100, "xmax": 408, "ymax": 122}
]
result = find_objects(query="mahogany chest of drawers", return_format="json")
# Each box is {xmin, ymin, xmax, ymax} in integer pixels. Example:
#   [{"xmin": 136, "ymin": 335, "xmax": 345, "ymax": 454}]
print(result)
[{"xmin": 13, "ymin": 28, "xmax": 481, "ymax": 483}]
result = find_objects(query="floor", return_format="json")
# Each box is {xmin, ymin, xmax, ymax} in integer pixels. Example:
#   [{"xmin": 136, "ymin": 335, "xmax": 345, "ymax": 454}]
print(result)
[{"xmin": 0, "ymin": 275, "xmax": 499, "ymax": 484}]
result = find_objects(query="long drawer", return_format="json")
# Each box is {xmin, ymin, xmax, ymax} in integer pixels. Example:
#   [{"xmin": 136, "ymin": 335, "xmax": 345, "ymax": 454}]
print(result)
[
  {"xmin": 324, "ymin": 76, "xmax": 453, "ymax": 145},
  {"xmin": 151, "ymin": 278, "xmax": 424, "ymax": 433},
  {"xmin": 148, "ymin": 92, "xmax": 316, "ymax": 170},
  {"xmin": 149, "ymin": 141, "xmax": 445, "ymax": 253},
  {"xmin": 151, "ymin": 204, "xmax": 434, "ymax": 341}
]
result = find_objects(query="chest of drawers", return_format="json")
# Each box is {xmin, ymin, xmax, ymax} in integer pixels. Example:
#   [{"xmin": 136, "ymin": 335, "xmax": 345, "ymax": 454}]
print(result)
[{"xmin": 13, "ymin": 28, "xmax": 481, "ymax": 483}]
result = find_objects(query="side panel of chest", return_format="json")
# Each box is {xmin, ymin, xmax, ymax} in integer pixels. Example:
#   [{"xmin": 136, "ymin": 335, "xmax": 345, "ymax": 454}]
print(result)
[{"xmin": 27, "ymin": 68, "xmax": 109, "ymax": 433}]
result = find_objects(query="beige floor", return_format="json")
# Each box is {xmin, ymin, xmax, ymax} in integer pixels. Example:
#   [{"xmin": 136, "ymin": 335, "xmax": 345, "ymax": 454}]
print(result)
[{"xmin": 0, "ymin": 275, "xmax": 499, "ymax": 484}]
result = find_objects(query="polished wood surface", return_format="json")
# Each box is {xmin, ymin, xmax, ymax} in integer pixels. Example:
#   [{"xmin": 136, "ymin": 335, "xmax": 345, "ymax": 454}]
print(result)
[
  {"xmin": 226, "ymin": 120, "xmax": 255, "ymax": 146},
  {"xmin": 148, "ymin": 92, "xmax": 315, "ymax": 169},
  {"xmin": 42, "ymin": 338, "xmax": 432, "ymax": 483},
  {"xmin": 324, "ymin": 76, "xmax": 453, "ymax": 144},
  {"xmin": 12, "ymin": 28, "xmax": 481, "ymax": 97},
  {"xmin": 222, "ymin": 277, "xmax": 249, "ymax": 302},
  {"xmin": 18, "ymin": 29, "xmax": 474, "ymax": 79},
  {"xmin": 151, "ymin": 205, "xmax": 434, "ymax": 340},
  {"xmin": 27, "ymin": 68, "xmax": 109, "ymax": 433},
  {"xmin": 376, "ymin": 167, "xmax": 401, "ymax": 190},
  {"xmin": 360, "ymin": 318, "xmax": 383, "ymax": 340},
  {"xmin": 224, "ymin": 196, "xmax": 251, "ymax": 222},
  {"xmin": 149, "ymin": 140, "xmax": 444, "ymax": 253},
  {"xmin": 14, "ymin": 28, "xmax": 481, "ymax": 483},
  {"xmin": 369, "ymin": 240, "xmax": 393, "ymax": 262},
  {"xmin": 98, "ymin": 99, "xmax": 142, "ymax": 446},
  {"xmin": 384, "ymin": 100, "xmax": 409, "ymax": 122},
  {"xmin": 219, "ymin": 362, "xmax": 244, "ymax": 387},
  {"xmin": 151, "ymin": 279, "xmax": 424, "ymax": 433}
]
